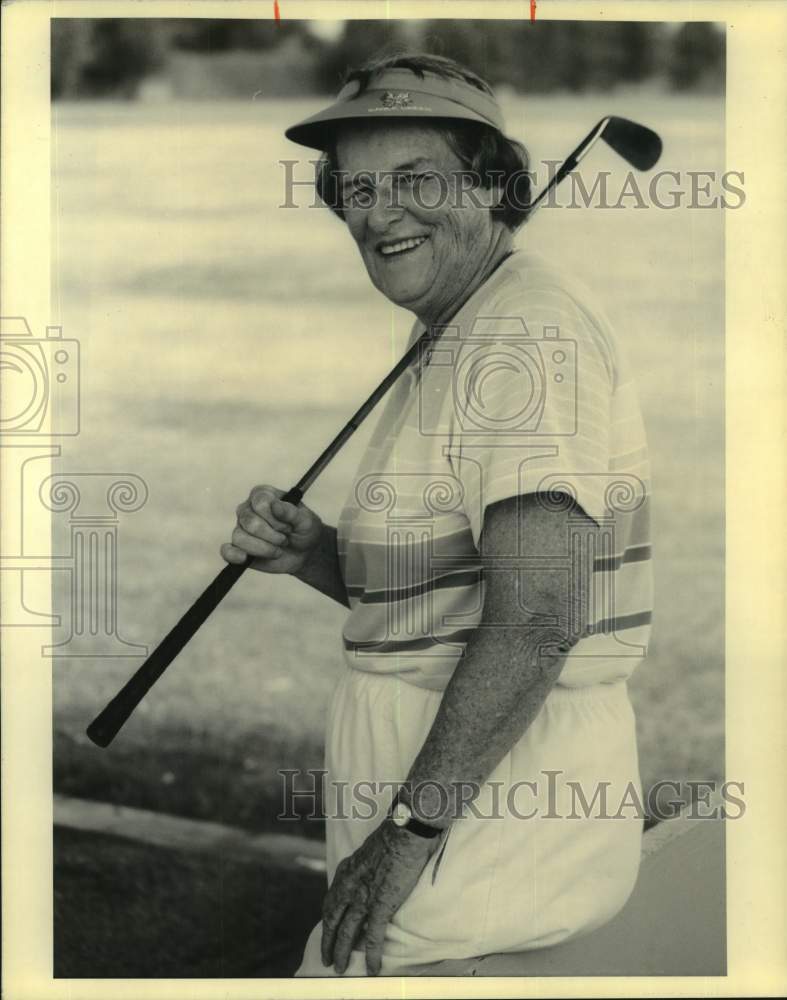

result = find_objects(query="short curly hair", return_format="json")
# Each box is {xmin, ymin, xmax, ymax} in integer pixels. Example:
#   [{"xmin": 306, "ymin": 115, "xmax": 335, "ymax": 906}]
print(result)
[{"xmin": 315, "ymin": 52, "xmax": 532, "ymax": 231}]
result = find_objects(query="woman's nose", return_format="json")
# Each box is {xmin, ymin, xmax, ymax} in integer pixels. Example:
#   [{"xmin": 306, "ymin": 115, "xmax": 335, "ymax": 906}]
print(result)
[{"xmin": 366, "ymin": 177, "xmax": 405, "ymax": 232}]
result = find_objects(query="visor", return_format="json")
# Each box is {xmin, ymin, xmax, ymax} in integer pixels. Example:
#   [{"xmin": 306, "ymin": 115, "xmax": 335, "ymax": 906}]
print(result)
[{"xmin": 285, "ymin": 68, "xmax": 506, "ymax": 150}]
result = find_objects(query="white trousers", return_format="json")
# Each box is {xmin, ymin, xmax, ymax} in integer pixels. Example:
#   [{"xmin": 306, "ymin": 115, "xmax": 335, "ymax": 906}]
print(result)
[{"xmin": 296, "ymin": 669, "xmax": 643, "ymax": 977}]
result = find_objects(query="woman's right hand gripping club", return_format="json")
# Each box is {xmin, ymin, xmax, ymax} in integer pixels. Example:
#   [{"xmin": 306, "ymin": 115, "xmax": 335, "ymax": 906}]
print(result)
[{"xmin": 221, "ymin": 484, "xmax": 323, "ymax": 576}]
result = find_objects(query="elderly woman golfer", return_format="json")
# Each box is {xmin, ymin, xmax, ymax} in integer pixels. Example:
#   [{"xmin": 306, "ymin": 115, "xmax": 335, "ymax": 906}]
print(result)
[{"xmin": 222, "ymin": 53, "xmax": 653, "ymax": 977}]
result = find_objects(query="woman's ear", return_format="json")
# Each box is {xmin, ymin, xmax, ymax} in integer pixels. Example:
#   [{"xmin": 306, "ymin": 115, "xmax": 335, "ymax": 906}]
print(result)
[
  {"xmin": 470, "ymin": 179, "xmax": 505, "ymax": 212},
  {"xmin": 488, "ymin": 180, "xmax": 505, "ymax": 213}
]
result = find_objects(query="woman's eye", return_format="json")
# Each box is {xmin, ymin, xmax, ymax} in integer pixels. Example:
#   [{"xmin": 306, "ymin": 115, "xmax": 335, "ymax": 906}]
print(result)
[
  {"xmin": 399, "ymin": 172, "xmax": 433, "ymax": 187},
  {"xmin": 347, "ymin": 186, "xmax": 375, "ymax": 208}
]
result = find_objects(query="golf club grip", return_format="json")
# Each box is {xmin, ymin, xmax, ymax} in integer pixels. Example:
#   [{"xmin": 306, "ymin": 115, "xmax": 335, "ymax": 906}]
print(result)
[{"xmin": 86, "ymin": 485, "xmax": 303, "ymax": 747}]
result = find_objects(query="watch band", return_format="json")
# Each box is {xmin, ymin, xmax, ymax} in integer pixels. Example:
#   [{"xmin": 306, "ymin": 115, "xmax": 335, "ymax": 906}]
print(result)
[{"xmin": 390, "ymin": 791, "xmax": 442, "ymax": 839}]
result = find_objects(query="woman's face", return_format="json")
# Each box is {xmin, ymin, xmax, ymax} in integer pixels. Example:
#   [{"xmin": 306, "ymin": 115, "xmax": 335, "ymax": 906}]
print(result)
[{"xmin": 335, "ymin": 123, "xmax": 505, "ymax": 325}]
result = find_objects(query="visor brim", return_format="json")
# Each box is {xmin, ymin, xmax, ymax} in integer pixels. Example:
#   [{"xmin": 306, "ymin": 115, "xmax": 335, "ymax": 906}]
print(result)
[{"xmin": 285, "ymin": 89, "xmax": 502, "ymax": 150}]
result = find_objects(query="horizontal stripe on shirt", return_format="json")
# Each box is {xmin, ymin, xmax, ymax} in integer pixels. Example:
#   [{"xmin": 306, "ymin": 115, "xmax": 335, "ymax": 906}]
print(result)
[
  {"xmin": 344, "ymin": 628, "xmax": 477, "ymax": 655},
  {"xmin": 343, "ymin": 611, "xmax": 653, "ymax": 656},
  {"xmin": 356, "ymin": 568, "xmax": 482, "ymax": 606}
]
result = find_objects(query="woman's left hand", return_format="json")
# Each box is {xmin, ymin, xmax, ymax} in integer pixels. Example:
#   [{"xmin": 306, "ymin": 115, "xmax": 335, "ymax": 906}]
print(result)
[{"xmin": 321, "ymin": 819, "xmax": 440, "ymax": 975}]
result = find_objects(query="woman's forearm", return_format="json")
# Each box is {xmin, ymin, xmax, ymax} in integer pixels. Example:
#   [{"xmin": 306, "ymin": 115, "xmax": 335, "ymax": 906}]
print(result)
[
  {"xmin": 402, "ymin": 492, "xmax": 594, "ymax": 826},
  {"xmin": 404, "ymin": 619, "xmax": 569, "ymax": 825},
  {"xmin": 293, "ymin": 523, "xmax": 350, "ymax": 608}
]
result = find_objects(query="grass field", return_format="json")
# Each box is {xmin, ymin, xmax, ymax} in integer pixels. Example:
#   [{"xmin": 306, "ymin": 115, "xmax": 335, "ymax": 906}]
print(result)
[{"xmin": 50, "ymin": 91, "xmax": 724, "ymax": 830}]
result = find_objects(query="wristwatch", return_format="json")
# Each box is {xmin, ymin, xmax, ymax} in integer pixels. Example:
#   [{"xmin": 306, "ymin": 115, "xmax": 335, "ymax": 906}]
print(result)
[{"xmin": 389, "ymin": 792, "xmax": 442, "ymax": 839}]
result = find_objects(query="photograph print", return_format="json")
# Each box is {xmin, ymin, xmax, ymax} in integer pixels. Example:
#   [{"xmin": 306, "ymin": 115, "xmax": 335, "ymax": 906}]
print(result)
[{"xmin": 41, "ymin": 13, "xmax": 729, "ymax": 981}]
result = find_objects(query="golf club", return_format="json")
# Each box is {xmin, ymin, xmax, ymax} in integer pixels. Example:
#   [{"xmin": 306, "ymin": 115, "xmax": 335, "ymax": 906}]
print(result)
[
  {"xmin": 86, "ymin": 115, "xmax": 662, "ymax": 748},
  {"xmin": 529, "ymin": 115, "xmax": 662, "ymax": 211}
]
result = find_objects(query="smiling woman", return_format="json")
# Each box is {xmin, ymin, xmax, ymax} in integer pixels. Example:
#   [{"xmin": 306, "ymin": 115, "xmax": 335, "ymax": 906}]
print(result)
[
  {"xmin": 223, "ymin": 50, "xmax": 654, "ymax": 977},
  {"xmin": 334, "ymin": 124, "xmax": 516, "ymax": 324},
  {"xmin": 304, "ymin": 55, "xmax": 531, "ymax": 325}
]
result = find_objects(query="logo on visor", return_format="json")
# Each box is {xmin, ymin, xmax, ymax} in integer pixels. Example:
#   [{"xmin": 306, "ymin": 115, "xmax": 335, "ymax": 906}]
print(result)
[{"xmin": 381, "ymin": 91, "xmax": 414, "ymax": 109}]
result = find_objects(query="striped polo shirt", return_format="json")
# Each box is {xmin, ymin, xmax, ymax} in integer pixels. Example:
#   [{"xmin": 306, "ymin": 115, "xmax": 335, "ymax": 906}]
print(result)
[{"xmin": 337, "ymin": 250, "xmax": 653, "ymax": 692}]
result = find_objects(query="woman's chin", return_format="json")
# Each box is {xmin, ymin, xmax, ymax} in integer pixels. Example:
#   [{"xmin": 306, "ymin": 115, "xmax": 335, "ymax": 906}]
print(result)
[{"xmin": 376, "ymin": 277, "xmax": 431, "ymax": 311}]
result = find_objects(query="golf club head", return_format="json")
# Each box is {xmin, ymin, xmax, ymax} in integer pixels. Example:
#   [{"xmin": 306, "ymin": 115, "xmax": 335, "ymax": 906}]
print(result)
[{"xmin": 601, "ymin": 116, "xmax": 663, "ymax": 171}]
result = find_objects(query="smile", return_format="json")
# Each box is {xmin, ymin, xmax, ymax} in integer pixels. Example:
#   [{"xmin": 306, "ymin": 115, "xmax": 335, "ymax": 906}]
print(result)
[{"xmin": 378, "ymin": 235, "xmax": 429, "ymax": 257}]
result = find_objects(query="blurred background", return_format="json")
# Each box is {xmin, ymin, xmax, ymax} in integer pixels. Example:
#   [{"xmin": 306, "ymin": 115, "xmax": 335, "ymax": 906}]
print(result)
[
  {"xmin": 50, "ymin": 18, "xmax": 725, "ymax": 977},
  {"xmin": 51, "ymin": 18, "xmax": 725, "ymax": 98}
]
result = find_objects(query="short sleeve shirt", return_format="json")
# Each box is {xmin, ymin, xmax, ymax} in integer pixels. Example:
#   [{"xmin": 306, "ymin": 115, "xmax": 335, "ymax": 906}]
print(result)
[{"xmin": 336, "ymin": 250, "xmax": 653, "ymax": 692}]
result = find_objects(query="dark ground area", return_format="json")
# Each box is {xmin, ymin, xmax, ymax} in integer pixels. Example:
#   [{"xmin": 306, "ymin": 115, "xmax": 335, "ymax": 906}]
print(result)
[
  {"xmin": 54, "ymin": 826, "xmax": 324, "ymax": 978},
  {"xmin": 54, "ymin": 729, "xmax": 328, "ymax": 840}
]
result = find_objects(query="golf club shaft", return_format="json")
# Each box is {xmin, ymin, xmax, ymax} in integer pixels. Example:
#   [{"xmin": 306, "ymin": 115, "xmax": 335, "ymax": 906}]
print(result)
[
  {"xmin": 86, "ymin": 330, "xmax": 434, "ymax": 747},
  {"xmin": 529, "ymin": 117, "xmax": 610, "ymax": 211},
  {"xmin": 86, "ymin": 115, "xmax": 662, "ymax": 747}
]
